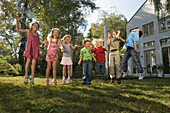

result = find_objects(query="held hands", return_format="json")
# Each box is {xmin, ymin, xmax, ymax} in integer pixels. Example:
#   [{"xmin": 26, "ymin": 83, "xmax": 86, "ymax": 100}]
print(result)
[
  {"xmin": 61, "ymin": 48, "xmax": 64, "ymax": 52},
  {"xmin": 43, "ymin": 40, "xmax": 48, "ymax": 45},
  {"xmin": 15, "ymin": 16, "xmax": 21, "ymax": 21},
  {"xmin": 102, "ymin": 46, "xmax": 106, "ymax": 50},
  {"xmin": 75, "ymin": 45, "xmax": 79, "ymax": 48},
  {"xmin": 108, "ymin": 32, "xmax": 111, "ymax": 38},
  {"xmin": 89, "ymin": 44, "xmax": 93, "ymax": 48}
]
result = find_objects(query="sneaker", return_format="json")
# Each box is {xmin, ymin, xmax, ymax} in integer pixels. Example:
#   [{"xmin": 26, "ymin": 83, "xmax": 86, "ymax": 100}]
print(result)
[
  {"xmin": 122, "ymin": 72, "xmax": 128, "ymax": 78},
  {"xmin": 110, "ymin": 78, "xmax": 115, "ymax": 83},
  {"xmin": 62, "ymin": 79, "xmax": 65, "ymax": 84},
  {"xmin": 24, "ymin": 75, "xmax": 28, "ymax": 84},
  {"xmin": 45, "ymin": 79, "xmax": 49, "ymax": 87},
  {"xmin": 87, "ymin": 82, "xmax": 91, "ymax": 85},
  {"xmin": 82, "ymin": 82, "xmax": 86, "ymax": 85},
  {"xmin": 117, "ymin": 78, "xmax": 121, "ymax": 84},
  {"xmin": 29, "ymin": 75, "xmax": 34, "ymax": 84},
  {"xmin": 52, "ymin": 79, "xmax": 57, "ymax": 86},
  {"xmin": 67, "ymin": 78, "xmax": 71, "ymax": 83},
  {"xmin": 138, "ymin": 73, "xmax": 144, "ymax": 80}
]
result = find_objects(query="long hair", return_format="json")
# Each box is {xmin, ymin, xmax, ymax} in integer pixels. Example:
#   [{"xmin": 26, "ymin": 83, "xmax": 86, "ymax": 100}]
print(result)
[{"xmin": 47, "ymin": 28, "xmax": 61, "ymax": 43}]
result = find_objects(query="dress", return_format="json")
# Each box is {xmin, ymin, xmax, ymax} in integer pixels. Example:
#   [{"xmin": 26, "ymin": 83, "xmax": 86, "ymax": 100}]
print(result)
[
  {"xmin": 46, "ymin": 39, "xmax": 59, "ymax": 62},
  {"xmin": 23, "ymin": 30, "xmax": 40, "ymax": 59}
]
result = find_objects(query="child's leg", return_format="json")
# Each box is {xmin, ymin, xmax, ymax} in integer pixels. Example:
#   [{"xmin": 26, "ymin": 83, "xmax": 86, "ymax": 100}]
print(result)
[
  {"xmin": 87, "ymin": 60, "xmax": 93, "ymax": 84},
  {"xmin": 52, "ymin": 61, "xmax": 57, "ymax": 79},
  {"xmin": 62, "ymin": 65, "xmax": 66, "ymax": 84},
  {"xmin": 46, "ymin": 61, "xmax": 51, "ymax": 79},
  {"xmin": 63, "ymin": 65, "xmax": 66, "ymax": 77},
  {"xmin": 31, "ymin": 59, "xmax": 36, "ymax": 78},
  {"xmin": 25, "ymin": 57, "xmax": 31, "ymax": 77},
  {"xmin": 67, "ymin": 65, "xmax": 71, "ymax": 83},
  {"xmin": 67, "ymin": 65, "xmax": 70, "ymax": 77}
]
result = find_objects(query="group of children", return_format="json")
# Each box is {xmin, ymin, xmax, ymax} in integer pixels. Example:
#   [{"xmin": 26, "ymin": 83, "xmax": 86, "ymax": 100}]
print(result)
[{"xmin": 16, "ymin": 16, "xmax": 144, "ymax": 87}]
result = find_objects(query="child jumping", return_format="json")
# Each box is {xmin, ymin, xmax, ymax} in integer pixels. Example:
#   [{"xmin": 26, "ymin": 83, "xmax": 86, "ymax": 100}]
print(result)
[
  {"xmin": 90, "ymin": 39, "xmax": 108, "ymax": 79},
  {"xmin": 45, "ymin": 28, "xmax": 64, "ymax": 87},
  {"xmin": 16, "ymin": 16, "xmax": 46, "ymax": 84},
  {"xmin": 107, "ymin": 30, "xmax": 125, "ymax": 84},
  {"xmin": 60, "ymin": 35, "xmax": 78, "ymax": 84},
  {"xmin": 78, "ymin": 39, "xmax": 96, "ymax": 85}
]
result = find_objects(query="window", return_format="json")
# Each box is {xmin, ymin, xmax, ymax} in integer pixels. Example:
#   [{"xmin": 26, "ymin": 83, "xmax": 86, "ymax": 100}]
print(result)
[
  {"xmin": 144, "ymin": 41, "xmax": 155, "ymax": 48},
  {"xmin": 159, "ymin": 16, "xmax": 170, "ymax": 32},
  {"xmin": 160, "ymin": 37, "xmax": 170, "ymax": 46},
  {"xmin": 145, "ymin": 50, "xmax": 156, "ymax": 74},
  {"xmin": 142, "ymin": 22, "xmax": 154, "ymax": 37}
]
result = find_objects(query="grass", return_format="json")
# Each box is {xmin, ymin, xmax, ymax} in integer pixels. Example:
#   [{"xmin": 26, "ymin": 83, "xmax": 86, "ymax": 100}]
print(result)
[{"xmin": 0, "ymin": 76, "xmax": 170, "ymax": 113}]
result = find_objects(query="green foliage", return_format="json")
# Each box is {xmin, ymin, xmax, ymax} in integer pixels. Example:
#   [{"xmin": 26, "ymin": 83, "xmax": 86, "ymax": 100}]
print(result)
[
  {"xmin": 0, "ymin": 76, "xmax": 170, "ymax": 112},
  {"xmin": 87, "ymin": 8, "xmax": 127, "ymax": 49},
  {"xmin": 0, "ymin": 56, "xmax": 21, "ymax": 75}
]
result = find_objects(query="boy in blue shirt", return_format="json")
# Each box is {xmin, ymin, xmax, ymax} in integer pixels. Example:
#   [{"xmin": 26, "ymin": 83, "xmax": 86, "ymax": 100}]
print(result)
[{"xmin": 122, "ymin": 29, "xmax": 144, "ymax": 80}]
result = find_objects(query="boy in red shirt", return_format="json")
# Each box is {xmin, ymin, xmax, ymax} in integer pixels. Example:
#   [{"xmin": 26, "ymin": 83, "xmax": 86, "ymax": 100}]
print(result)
[{"xmin": 90, "ymin": 39, "xmax": 108, "ymax": 79}]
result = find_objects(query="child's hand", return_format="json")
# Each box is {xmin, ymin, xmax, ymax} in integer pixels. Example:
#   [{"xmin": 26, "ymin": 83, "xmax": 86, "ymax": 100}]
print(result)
[
  {"xmin": 15, "ymin": 16, "xmax": 21, "ymax": 21},
  {"xmin": 89, "ymin": 44, "xmax": 93, "ymax": 48},
  {"xmin": 117, "ymin": 30, "xmax": 121, "ymax": 34},
  {"xmin": 75, "ymin": 45, "xmax": 79, "ymax": 48},
  {"xmin": 61, "ymin": 48, "xmax": 64, "ymax": 52},
  {"xmin": 134, "ymin": 48, "xmax": 138, "ymax": 53},
  {"xmin": 94, "ymin": 59, "xmax": 97, "ymax": 62},
  {"xmin": 108, "ymin": 32, "xmax": 111, "ymax": 38},
  {"xmin": 102, "ymin": 46, "xmax": 106, "ymax": 49},
  {"xmin": 78, "ymin": 61, "xmax": 81, "ymax": 65},
  {"xmin": 43, "ymin": 40, "xmax": 48, "ymax": 45}
]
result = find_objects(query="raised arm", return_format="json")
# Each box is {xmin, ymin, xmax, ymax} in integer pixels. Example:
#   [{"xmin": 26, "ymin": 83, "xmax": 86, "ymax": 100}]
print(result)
[
  {"xmin": 69, "ymin": 43, "xmax": 78, "ymax": 50},
  {"xmin": 15, "ymin": 16, "xmax": 29, "ymax": 34},
  {"xmin": 107, "ymin": 32, "xmax": 111, "ymax": 45},
  {"xmin": 116, "ymin": 30, "xmax": 121, "ymax": 39},
  {"xmin": 119, "ymin": 37, "xmax": 125, "ymax": 43}
]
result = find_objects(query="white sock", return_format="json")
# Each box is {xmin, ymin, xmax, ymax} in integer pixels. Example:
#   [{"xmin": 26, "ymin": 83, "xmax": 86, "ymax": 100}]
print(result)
[
  {"xmin": 63, "ymin": 76, "xmax": 65, "ymax": 80},
  {"xmin": 68, "ymin": 76, "xmax": 70, "ymax": 79}
]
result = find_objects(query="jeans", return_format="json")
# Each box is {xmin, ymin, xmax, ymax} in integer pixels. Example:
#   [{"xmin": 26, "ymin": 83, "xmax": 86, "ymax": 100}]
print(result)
[
  {"xmin": 82, "ymin": 60, "xmax": 93, "ymax": 83},
  {"xmin": 122, "ymin": 47, "xmax": 143, "ymax": 73},
  {"xmin": 95, "ymin": 61, "xmax": 106, "ymax": 74}
]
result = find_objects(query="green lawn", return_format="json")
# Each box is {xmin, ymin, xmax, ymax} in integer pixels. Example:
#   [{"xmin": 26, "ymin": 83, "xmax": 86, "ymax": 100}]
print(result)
[{"xmin": 0, "ymin": 76, "xmax": 170, "ymax": 113}]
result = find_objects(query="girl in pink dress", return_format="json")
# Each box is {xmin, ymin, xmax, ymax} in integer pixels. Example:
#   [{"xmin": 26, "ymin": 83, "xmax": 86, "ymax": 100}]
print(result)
[
  {"xmin": 45, "ymin": 28, "xmax": 64, "ymax": 87},
  {"xmin": 60, "ymin": 35, "xmax": 78, "ymax": 84},
  {"xmin": 15, "ymin": 16, "xmax": 46, "ymax": 84}
]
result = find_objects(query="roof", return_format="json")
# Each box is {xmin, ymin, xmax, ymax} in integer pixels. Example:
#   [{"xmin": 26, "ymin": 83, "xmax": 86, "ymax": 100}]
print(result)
[{"xmin": 127, "ymin": 0, "xmax": 147, "ymax": 23}]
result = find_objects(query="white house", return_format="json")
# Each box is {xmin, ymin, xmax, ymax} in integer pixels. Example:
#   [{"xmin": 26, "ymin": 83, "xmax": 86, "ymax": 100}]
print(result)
[{"xmin": 126, "ymin": 0, "xmax": 170, "ymax": 78}]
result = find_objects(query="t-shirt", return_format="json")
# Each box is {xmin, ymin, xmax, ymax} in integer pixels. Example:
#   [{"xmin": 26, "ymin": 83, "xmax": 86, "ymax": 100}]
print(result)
[
  {"xmin": 109, "ymin": 37, "xmax": 120, "ymax": 50},
  {"xmin": 125, "ymin": 31, "xmax": 139, "ymax": 49},
  {"xmin": 80, "ymin": 47, "xmax": 94, "ymax": 61},
  {"xmin": 91, "ymin": 46, "xmax": 106, "ymax": 62}
]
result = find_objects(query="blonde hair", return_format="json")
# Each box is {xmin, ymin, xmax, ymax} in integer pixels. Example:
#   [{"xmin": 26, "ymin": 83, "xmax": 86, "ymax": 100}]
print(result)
[
  {"xmin": 61, "ymin": 35, "xmax": 71, "ymax": 43},
  {"xmin": 29, "ymin": 21, "xmax": 39, "ymax": 29},
  {"xmin": 47, "ymin": 28, "xmax": 61, "ymax": 40},
  {"xmin": 92, "ymin": 38, "xmax": 103, "ymax": 46}
]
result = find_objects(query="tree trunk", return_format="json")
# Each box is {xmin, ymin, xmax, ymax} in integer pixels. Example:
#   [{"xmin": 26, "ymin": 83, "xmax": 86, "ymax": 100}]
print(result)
[{"xmin": 18, "ymin": 0, "xmax": 28, "ymax": 72}]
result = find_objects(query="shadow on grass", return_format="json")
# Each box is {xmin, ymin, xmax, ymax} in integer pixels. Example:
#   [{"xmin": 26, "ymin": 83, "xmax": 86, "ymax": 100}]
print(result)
[{"xmin": 0, "ymin": 78, "xmax": 170, "ymax": 113}]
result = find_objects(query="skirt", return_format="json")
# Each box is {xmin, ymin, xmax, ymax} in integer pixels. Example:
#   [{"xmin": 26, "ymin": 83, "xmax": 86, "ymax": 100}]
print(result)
[{"xmin": 60, "ymin": 57, "xmax": 73, "ymax": 65}]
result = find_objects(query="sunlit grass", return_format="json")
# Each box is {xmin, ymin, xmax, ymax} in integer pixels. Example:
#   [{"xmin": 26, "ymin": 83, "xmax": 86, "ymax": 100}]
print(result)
[{"xmin": 0, "ymin": 76, "xmax": 170, "ymax": 113}]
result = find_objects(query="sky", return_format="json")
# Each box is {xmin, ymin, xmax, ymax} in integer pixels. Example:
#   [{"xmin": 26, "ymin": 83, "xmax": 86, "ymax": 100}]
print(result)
[{"xmin": 84, "ymin": 0, "xmax": 146, "ymax": 37}]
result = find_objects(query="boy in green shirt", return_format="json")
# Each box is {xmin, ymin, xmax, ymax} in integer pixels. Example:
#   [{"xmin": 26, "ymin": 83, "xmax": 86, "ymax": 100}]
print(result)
[{"xmin": 78, "ymin": 39, "xmax": 96, "ymax": 85}]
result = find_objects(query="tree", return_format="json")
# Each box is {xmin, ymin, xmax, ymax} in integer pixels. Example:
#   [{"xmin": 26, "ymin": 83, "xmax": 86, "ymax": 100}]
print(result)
[{"xmin": 87, "ymin": 9, "xmax": 127, "ymax": 49}]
